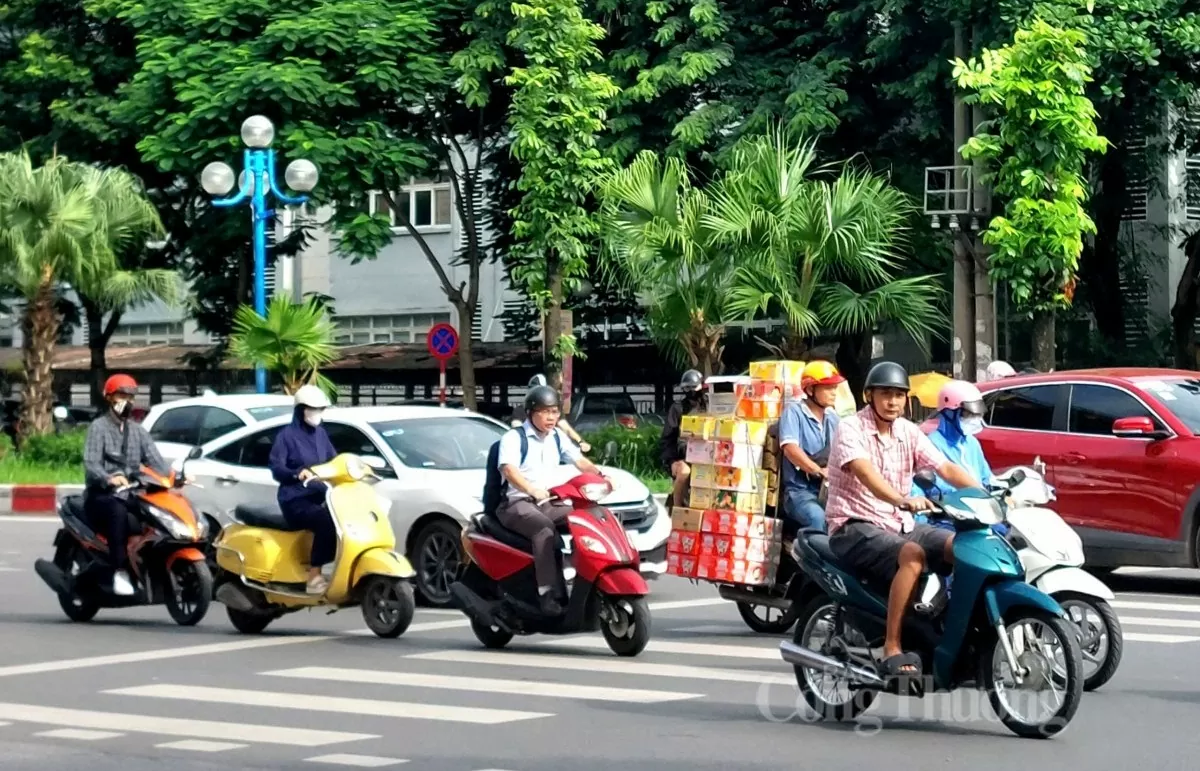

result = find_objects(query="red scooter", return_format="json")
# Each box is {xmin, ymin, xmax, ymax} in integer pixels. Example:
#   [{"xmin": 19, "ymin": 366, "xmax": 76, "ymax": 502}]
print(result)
[{"xmin": 451, "ymin": 472, "xmax": 652, "ymax": 656}]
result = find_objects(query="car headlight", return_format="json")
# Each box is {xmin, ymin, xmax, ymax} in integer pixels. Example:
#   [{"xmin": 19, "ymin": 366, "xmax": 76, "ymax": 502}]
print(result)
[
  {"xmin": 577, "ymin": 535, "xmax": 608, "ymax": 554},
  {"xmin": 147, "ymin": 505, "xmax": 192, "ymax": 540}
]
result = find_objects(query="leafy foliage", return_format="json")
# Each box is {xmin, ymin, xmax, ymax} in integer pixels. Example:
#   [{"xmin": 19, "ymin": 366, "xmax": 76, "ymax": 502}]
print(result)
[
  {"xmin": 955, "ymin": 18, "xmax": 1109, "ymax": 316},
  {"xmin": 21, "ymin": 428, "xmax": 87, "ymax": 466},
  {"xmin": 580, "ymin": 423, "xmax": 662, "ymax": 480},
  {"xmin": 229, "ymin": 294, "xmax": 339, "ymax": 396}
]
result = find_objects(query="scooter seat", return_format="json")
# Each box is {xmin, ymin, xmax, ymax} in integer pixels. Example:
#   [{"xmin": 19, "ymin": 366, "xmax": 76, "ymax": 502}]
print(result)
[
  {"xmin": 234, "ymin": 503, "xmax": 300, "ymax": 531},
  {"xmin": 62, "ymin": 495, "xmax": 86, "ymax": 521},
  {"xmin": 805, "ymin": 533, "xmax": 839, "ymax": 565},
  {"xmin": 478, "ymin": 514, "xmax": 533, "ymax": 552}
]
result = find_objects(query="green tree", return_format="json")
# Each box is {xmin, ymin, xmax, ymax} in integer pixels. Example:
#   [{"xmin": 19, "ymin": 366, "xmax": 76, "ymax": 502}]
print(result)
[
  {"xmin": 597, "ymin": 151, "xmax": 731, "ymax": 376},
  {"xmin": 229, "ymin": 294, "xmax": 339, "ymax": 396},
  {"xmin": 708, "ymin": 129, "xmax": 944, "ymax": 364},
  {"xmin": 0, "ymin": 150, "xmax": 163, "ymax": 439},
  {"xmin": 503, "ymin": 0, "xmax": 620, "ymax": 361},
  {"xmin": 955, "ymin": 18, "xmax": 1109, "ymax": 369}
]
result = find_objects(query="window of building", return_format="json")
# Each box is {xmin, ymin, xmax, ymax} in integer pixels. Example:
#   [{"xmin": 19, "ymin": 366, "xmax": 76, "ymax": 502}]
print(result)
[
  {"xmin": 109, "ymin": 322, "xmax": 185, "ymax": 346},
  {"xmin": 332, "ymin": 313, "xmax": 453, "ymax": 345},
  {"xmin": 360, "ymin": 177, "xmax": 453, "ymax": 229}
]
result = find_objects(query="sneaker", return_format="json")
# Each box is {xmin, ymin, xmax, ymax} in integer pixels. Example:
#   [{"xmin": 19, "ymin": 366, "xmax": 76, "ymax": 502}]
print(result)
[
  {"xmin": 112, "ymin": 570, "xmax": 135, "ymax": 597},
  {"xmin": 307, "ymin": 575, "xmax": 329, "ymax": 595}
]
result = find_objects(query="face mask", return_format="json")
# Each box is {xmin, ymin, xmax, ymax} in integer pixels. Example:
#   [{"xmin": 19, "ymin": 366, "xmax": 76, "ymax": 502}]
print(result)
[
  {"xmin": 961, "ymin": 416, "xmax": 984, "ymax": 436},
  {"xmin": 304, "ymin": 409, "xmax": 323, "ymax": 427},
  {"xmin": 112, "ymin": 399, "xmax": 130, "ymax": 418}
]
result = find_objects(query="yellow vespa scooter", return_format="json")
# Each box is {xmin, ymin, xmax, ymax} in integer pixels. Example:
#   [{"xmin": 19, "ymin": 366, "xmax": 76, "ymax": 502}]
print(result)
[{"xmin": 211, "ymin": 453, "xmax": 416, "ymax": 637}]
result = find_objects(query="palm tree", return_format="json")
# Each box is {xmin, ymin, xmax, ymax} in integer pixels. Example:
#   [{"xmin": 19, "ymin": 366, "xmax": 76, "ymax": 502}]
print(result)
[
  {"xmin": 0, "ymin": 151, "xmax": 163, "ymax": 439},
  {"xmin": 597, "ymin": 151, "xmax": 733, "ymax": 376},
  {"xmin": 228, "ymin": 294, "xmax": 339, "ymax": 396},
  {"xmin": 707, "ymin": 129, "xmax": 944, "ymax": 361}
]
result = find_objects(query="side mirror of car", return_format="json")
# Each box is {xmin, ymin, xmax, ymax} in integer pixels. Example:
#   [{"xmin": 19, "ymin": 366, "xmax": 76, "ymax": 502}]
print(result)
[
  {"xmin": 361, "ymin": 456, "xmax": 395, "ymax": 478},
  {"xmin": 187, "ymin": 445, "xmax": 203, "ymax": 460},
  {"xmin": 1112, "ymin": 416, "xmax": 1169, "ymax": 440}
]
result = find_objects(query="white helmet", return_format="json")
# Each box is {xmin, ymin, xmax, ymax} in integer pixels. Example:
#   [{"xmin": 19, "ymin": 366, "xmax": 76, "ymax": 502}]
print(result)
[
  {"xmin": 294, "ymin": 384, "xmax": 331, "ymax": 409},
  {"xmin": 984, "ymin": 361, "xmax": 1017, "ymax": 382}
]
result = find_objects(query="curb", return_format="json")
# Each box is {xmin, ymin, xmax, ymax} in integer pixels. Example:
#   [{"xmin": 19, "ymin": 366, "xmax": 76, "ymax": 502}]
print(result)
[{"xmin": 0, "ymin": 485, "xmax": 83, "ymax": 516}]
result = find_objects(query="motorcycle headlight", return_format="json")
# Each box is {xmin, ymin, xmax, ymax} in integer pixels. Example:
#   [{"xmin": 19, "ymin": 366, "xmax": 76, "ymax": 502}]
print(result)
[
  {"xmin": 147, "ymin": 505, "xmax": 192, "ymax": 540},
  {"xmin": 580, "ymin": 482, "xmax": 611, "ymax": 502},
  {"xmin": 577, "ymin": 535, "xmax": 608, "ymax": 554},
  {"xmin": 195, "ymin": 514, "xmax": 209, "ymax": 539}
]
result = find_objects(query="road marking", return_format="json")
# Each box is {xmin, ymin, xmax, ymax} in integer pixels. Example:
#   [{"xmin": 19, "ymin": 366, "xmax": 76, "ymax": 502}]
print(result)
[
  {"xmin": 265, "ymin": 666, "xmax": 702, "ymax": 703},
  {"xmin": 305, "ymin": 755, "xmax": 410, "ymax": 767},
  {"xmin": 0, "ymin": 516, "xmax": 58, "ymax": 523},
  {"xmin": 157, "ymin": 740, "xmax": 247, "ymax": 752},
  {"xmin": 1114, "ymin": 600, "xmax": 1200, "ymax": 614},
  {"xmin": 107, "ymin": 684, "xmax": 552, "ymax": 725},
  {"xmin": 0, "ymin": 567, "xmax": 18, "ymax": 573},
  {"xmin": 0, "ymin": 703, "xmax": 373, "ymax": 746},
  {"xmin": 671, "ymin": 625, "xmax": 749, "ymax": 635},
  {"xmin": 35, "ymin": 728, "xmax": 122, "ymax": 741},
  {"xmin": 409, "ymin": 649, "xmax": 790, "ymax": 684},
  {"xmin": 1125, "ymin": 632, "xmax": 1200, "ymax": 643},
  {"xmin": 1120, "ymin": 615, "xmax": 1200, "ymax": 629},
  {"xmin": 540, "ymin": 636, "xmax": 780, "ymax": 660},
  {"xmin": 643, "ymin": 598, "xmax": 727, "ymax": 611}
]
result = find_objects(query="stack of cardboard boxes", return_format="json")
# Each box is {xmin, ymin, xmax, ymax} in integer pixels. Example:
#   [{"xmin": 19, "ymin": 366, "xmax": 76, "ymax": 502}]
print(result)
[{"xmin": 666, "ymin": 361, "xmax": 807, "ymax": 587}]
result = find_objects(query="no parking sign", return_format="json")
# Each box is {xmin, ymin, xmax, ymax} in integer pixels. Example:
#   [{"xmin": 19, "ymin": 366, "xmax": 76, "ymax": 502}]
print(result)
[{"xmin": 427, "ymin": 323, "xmax": 459, "ymax": 406}]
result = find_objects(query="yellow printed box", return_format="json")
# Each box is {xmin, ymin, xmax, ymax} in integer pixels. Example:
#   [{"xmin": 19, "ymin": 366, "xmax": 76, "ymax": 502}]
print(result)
[
  {"xmin": 715, "ymin": 417, "xmax": 769, "ymax": 446},
  {"xmin": 688, "ymin": 486, "xmax": 766, "ymax": 515},
  {"xmin": 690, "ymin": 465, "xmax": 768, "ymax": 492},
  {"xmin": 684, "ymin": 438, "xmax": 764, "ymax": 469},
  {"xmin": 749, "ymin": 360, "xmax": 805, "ymax": 384},
  {"xmin": 680, "ymin": 414, "xmax": 717, "ymax": 440}
]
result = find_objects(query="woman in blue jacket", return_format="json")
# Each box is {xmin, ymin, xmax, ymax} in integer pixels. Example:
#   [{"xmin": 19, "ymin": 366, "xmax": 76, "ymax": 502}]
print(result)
[{"xmin": 269, "ymin": 385, "xmax": 337, "ymax": 594}]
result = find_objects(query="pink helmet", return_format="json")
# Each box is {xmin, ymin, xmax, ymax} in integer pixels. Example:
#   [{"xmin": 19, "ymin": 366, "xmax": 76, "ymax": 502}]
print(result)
[{"xmin": 938, "ymin": 380, "xmax": 985, "ymax": 415}]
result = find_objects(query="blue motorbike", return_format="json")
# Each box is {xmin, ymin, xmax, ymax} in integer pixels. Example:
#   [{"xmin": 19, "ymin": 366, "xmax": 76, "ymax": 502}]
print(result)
[{"xmin": 779, "ymin": 470, "xmax": 1084, "ymax": 739}]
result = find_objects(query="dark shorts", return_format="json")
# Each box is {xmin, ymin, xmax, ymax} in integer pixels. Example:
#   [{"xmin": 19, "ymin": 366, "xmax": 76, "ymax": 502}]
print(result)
[{"xmin": 828, "ymin": 520, "xmax": 952, "ymax": 586}]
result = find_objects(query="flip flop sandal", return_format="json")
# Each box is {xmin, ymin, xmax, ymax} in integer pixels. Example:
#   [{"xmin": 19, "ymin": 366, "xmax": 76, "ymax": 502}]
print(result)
[{"xmin": 881, "ymin": 652, "xmax": 923, "ymax": 694}]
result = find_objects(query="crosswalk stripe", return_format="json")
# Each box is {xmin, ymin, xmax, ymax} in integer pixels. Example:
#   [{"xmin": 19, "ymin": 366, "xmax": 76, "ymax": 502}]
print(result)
[
  {"xmin": 0, "ymin": 703, "xmax": 375, "ymax": 746},
  {"xmin": 106, "ymin": 684, "xmax": 552, "ymax": 725},
  {"xmin": 36, "ymin": 728, "xmax": 122, "ymax": 740},
  {"xmin": 1114, "ymin": 600, "xmax": 1200, "ymax": 614},
  {"xmin": 264, "ymin": 666, "xmax": 702, "ymax": 704},
  {"xmin": 1120, "ymin": 615, "xmax": 1200, "ymax": 629},
  {"xmin": 305, "ymin": 754, "xmax": 409, "ymax": 767},
  {"xmin": 540, "ymin": 636, "xmax": 780, "ymax": 659},
  {"xmin": 157, "ymin": 740, "xmax": 247, "ymax": 752},
  {"xmin": 408, "ymin": 649, "xmax": 789, "ymax": 684},
  {"xmin": 1125, "ymin": 632, "xmax": 1200, "ymax": 643}
]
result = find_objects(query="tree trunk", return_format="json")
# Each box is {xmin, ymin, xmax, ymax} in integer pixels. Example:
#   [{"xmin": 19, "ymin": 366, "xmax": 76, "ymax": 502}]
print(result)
[
  {"xmin": 1084, "ymin": 143, "xmax": 1129, "ymax": 346},
  {"xmin": 1032, "ymin": 311, "xmax": 1056, "ymax": 371},
  {"xmin": 454, "ymin": 299, "xmax": 478, "ymax": 410},
  {"xmin": 20, "ymin": 278, "xmax": 61, "ymax": 442},
  {"xmin": 542, "ymin": 270, "xmax": 565, "ymax": 365},
  {"xmin": 779, "ymin": 325, "xmax": 809, "ymax": 360},
  {"xmin": 835, "ymin": 331, "xmax": 871, "ymax": 409},
  {"xmin": 1172, "ymin": 232, "xmax": 1200, "ymax": 369},
  {"xmin": 83, "ymin": 301, "xmax": 123, "ymax": 408}
]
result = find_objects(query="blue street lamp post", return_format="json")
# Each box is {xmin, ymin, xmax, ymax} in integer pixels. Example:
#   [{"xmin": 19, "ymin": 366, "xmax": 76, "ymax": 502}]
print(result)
[{"xmin": 199, "ymin": 115, "xmax": 319, "ymax": 394}]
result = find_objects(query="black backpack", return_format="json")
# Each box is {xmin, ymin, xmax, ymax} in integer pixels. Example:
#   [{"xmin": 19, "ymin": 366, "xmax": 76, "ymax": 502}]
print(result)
[{"xmin": 482, "ymin": 427, "xmax": 563, "ymax": 516}]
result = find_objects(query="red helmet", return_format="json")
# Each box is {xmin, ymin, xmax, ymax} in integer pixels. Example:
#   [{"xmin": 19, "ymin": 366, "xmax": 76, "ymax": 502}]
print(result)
[{"xmin": 103, "ymin": 374, "xmax": 138, "ymax": 397}]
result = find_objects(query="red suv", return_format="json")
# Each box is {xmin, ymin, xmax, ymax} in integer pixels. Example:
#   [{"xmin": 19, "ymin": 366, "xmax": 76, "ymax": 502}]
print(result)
[{"xmin": 964, "ymin": 368, "xmax": 1200, "ymax": 570}]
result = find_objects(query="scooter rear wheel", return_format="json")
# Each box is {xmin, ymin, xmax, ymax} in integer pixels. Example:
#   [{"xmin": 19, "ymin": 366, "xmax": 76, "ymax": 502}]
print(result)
[
  {"xmin": 54, "ymin": 542, "xmax": 98, "ymax": 623},
  {"xmin": 1055, "ymin": 593, "xmax": 1122, "ymax": 692},
  {"xmin": 470, "ymin": 617, "xmax": 514, "ymax": 649},
  {"xmin": 792, "ymin": 596, "xmax": 876, "ymax": 722},
  {"xmin": 227, "ymin": 607, "xmax": 275, "ymax": 634}
]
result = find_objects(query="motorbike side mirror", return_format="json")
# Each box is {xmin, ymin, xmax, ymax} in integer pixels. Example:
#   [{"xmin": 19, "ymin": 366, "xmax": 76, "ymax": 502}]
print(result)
[
  {"xmin": 914, "ymin": 470, "xmax": 938, "ymax": 494},
  {"xmin": 1008, "ymin": 469, "xmax": 1026, "ymax": 487},
  {"xmin": 603, "ymin": 440, "xmax": 618, "ymax": 463},
  {"xmin": 361, "ymin": 456, "xmax": 395, "ymax": 478}
]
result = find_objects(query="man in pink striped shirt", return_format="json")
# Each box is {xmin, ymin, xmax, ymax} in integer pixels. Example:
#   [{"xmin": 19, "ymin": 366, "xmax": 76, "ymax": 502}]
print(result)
[{"xmin": 825, "ymin": 362, "xmax": 980, "ymax": 681}]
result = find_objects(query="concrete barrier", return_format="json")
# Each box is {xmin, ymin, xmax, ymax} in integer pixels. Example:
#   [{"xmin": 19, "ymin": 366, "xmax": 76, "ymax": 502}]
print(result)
[{"xmin": 0, "ymin": 485, "xmax": 83, "ymax": 515}]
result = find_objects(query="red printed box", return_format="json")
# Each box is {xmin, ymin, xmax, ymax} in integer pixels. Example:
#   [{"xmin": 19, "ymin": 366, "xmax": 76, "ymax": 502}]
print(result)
[
  {"xmin": 668, "ymin": 528, "xmax": 701, "ymax": 555},
  {"xmin": 699, "ymin": 510, "xmax": 781, "ymax": 539},
  {"xmin": 667, "ymin": 552, "xmax": 698, "ymax": 577}
]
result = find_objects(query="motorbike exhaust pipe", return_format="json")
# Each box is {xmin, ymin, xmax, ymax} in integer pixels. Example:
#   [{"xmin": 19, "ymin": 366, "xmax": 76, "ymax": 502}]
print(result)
[
  {"xmin": 779, "ymin": 640, "xmax": 887, "ymax": 688},
  {"xmin": 34, "ymin": 558, "xmax": 72, "ymax": 596},
  {"xmin": 215, "ymin": 582, "xmax": 256, "ymax": 612},
  {"xmin": 718, "ymin": 584, "xmax": 793, "ymax": 610}
]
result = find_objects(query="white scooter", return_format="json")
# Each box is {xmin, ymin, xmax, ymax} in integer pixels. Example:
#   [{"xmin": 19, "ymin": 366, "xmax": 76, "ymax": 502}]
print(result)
[{"xmin": 993, "ymin": 461, "xmax": 1123, "ymax": 691}]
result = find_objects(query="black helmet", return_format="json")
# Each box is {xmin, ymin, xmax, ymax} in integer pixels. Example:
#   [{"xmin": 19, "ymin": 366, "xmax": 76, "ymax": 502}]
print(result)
[
  {"xmin": 524, "ymin": 385, "xmax": 561, "ymax": 414},
  {"xmin": 864, "ymin": 361, "xmax": 910, "ymax": 392},
  {"xmin": 679, "ymin": 369, "xmax": 704, "ymax": 391}
]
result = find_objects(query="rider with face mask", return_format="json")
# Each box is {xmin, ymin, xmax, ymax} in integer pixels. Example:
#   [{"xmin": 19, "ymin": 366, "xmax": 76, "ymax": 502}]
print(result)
[
  {"xmin": 83, "ymin": 374, "xmax": 172, "ymax": 596},
  {"xmin": 660, "ymin": 369, "xmax": 707, "ymax": 511},
  {"xmin": 919, "ymin": 380, "xmax": 992, "ymax": 501},
  {"xmin": 268, "ymin": 385, "xmax": 338, "ymax": 594}
]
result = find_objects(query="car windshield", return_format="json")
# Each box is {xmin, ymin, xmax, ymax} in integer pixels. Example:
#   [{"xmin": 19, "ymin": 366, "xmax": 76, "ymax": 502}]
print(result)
[
  {"xmin": 1138, "ymin": 378, "xmax": 1200, "ymax": 433},
  {"xmin": 245, "ymin": 405, "xmax": 295, "ymax": 421},
  {"xmin": 370, "ymin": 416, "xmax": 506, "ymax": 469}
]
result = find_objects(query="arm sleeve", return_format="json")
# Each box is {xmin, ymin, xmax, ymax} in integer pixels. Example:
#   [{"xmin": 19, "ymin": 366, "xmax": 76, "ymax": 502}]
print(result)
[
  {"xmin": 497, "ymin": 428, "xmax": 522, "ymax": 469},
  {"xmin": 832, "ymin": 419, "xmax": 868, "ymax": 469},
  {"xmin": 778, "ymin": 403, "xmax": 801, "ymax": 448},
  {"xmin": 914, "ymin": 428, "xmax": 950, "ymax": 471},
  {"xmin": 83, "ymin": 422, "xmax": 108, "ymax": 488},
  {"xmin": 558, "ymin": 430, "xmax": 582, "ymax": 463},
  {"xmin": 138, "ymin": 428, "xmax": 169, "ymax": 475},
  {"xmin": 659, "ymin": 403, "xmax": 683, "ymax": 466},
  {"xmin": 269, "ymin": 431, "xmax": 302, "ymax": 484}
]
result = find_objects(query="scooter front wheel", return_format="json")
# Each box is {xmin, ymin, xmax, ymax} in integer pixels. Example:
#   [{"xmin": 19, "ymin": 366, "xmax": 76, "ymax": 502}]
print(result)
[
  {"xmin": 166, "ymin": 559, "xmax": 213, "ymax": 626},
  {"xmin": 980, "ymin": 607, "xmax": 1083, "ymax": 739},
  {"xmin": 470, "ymin": 617, "xmax": 514, "ymax": 649},
  {"xmin": 600, "ymin": 595, "xmax": 650, "ymax": 657},
  {"xmin": 361, "ymin": 576, "xmax": 415, "ymax": 638}
]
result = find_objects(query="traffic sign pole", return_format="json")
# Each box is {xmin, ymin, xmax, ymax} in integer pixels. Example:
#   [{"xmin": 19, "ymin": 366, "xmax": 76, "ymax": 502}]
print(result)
[{"xmin": 427, "ymin": 322, "xmax": 460, "ymax": 407}]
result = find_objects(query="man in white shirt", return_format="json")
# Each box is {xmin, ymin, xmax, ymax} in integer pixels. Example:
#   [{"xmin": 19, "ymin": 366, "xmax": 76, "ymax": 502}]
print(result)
[{"xmin": 497, "ymin": 384, "xmax": 605, "ymax": 615}]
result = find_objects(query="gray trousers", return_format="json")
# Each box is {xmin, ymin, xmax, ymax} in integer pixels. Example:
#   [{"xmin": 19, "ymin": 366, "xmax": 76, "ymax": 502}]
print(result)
[{"xmin": 497, "ymin": 498, "xmax": 571, "ymax": 589}]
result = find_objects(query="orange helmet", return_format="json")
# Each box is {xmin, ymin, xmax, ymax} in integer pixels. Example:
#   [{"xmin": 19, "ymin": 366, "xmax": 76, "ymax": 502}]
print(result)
[
  {"xmin": 103, "ymin": 374, "xmax": 138, "ymax": 397},
  {"xmin": 801, "ymin": 361, "xmax": 845, "ymax": 392}
]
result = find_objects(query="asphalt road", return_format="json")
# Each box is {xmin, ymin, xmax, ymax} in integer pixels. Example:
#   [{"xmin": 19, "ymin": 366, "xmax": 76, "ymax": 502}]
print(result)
[{"xmin": 2, "ymin": 517, "xmax": 1200, "ymax": 771}]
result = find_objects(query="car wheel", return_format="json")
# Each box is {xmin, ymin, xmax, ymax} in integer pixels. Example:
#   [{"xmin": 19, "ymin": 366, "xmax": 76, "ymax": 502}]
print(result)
[{"xmin": 412, "ymin": 518, "xmax": 464, "ymax": 608}]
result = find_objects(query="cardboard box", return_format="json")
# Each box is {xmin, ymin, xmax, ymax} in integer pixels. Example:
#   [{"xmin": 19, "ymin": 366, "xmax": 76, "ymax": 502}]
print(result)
[
  {"xmin": 698, "ymin": 532, "xmax": 782, "ymax": 562},
  {"xmin": 705, "ymin": 376, "xmax": 753, "ymax": 416},
  {"xmin": 690, "ymin": 465, "xmax": 768, "ymax": 492},
  {"xmin": 680, "ymin": 414, "xmax": 717, "ymax": 440},
  {"xmin": 762, "ymin": 449, "xmax": 780, "ymax": 472},
  {"xmin": 671, "ymin": 507, "xmax": 704, "ymax": 532},
  {"xmin": 667, "ymin": 552, "xmax": 698, "ymax": 578},
  {"xmin": 749, "ymin": 360, "xmax": 805, "ymax": 384},
  {"xmin": 667, "ymin": 528, "xmax": 701, "ymax": 555},
  {"xmin": 684, "ymin": 438, "xmax": 764, "ymax": 468},
  {"xmin": 698, "ymin": 509, "xmax": 781, "ymax": 538},
  {"xmin": 689, "ymin": 486, "xmax": 766, "ymax": 514},
  {"xmin": 715, "ymin": 417, "xmax": 769, "ymax": 446},
  {"xmin": 695, "ymin": 555, "xmax": 778, "ymax": 585},
  {"xmin": 737, "ymin": 398, "xmax": 783, "ymax": 422}
]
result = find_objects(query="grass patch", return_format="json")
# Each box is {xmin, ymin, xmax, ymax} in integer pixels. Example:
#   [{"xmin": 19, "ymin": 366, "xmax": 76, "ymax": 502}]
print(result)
[{"xmin": 0, "ymin": 457, "xmax": 84, "ymax": 484}]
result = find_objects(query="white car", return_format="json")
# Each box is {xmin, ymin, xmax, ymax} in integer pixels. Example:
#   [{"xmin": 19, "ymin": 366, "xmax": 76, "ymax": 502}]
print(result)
[
  {"xmin": 175, "ymin": 405, "xmax": 669, "ymax": 607},
  {"xmin": 143, "ymin": 393, "xmax": 296, "ymax": 463}
]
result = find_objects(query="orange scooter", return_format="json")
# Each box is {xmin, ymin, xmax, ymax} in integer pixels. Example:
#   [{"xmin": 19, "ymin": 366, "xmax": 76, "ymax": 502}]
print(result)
[{"xmin": 34, "ymin": 463, "xmax": 218, "ymax": 625}]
